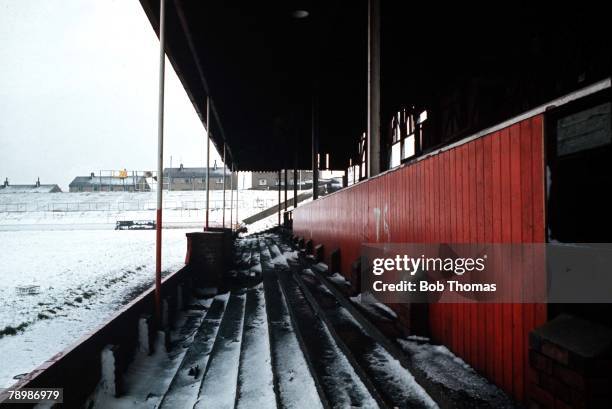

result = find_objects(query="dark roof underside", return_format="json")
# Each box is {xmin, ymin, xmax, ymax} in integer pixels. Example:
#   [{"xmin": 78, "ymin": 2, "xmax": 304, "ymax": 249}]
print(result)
[{"xmin": 139, "ymin": 0, "xmax": 610, "ymax": 171}]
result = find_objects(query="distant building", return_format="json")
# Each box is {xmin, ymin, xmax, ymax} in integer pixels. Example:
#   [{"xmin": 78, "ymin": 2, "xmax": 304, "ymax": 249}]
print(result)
[
  {"xmin": 69, "ymin": 173, "xmax": 150, "ymax": 192},
  {"xmin": 0, "ymin": 177, "xmax": 62, "ymax": 193},
  {"xmin": 251, "ymin": 170, "xmax": 313, "ymax": 190},
  {"xmin": 164, "ymin": 164, "xmax": 237, "ymax": 191}
]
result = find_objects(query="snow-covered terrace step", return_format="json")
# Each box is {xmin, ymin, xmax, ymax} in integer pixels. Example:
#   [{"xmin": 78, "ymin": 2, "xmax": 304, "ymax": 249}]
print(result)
[
  {"xmin": 158, "ymin": 292, "xmax": 229, "ymax": 409},
  {"xmin": 235, "ymin": 284, "xmax": 277, "ymax": 409},
  {"xmin": 259, "ymin": 238, "xmax": 324, "ymax": 409},
  {"xmin": 298, "ymin": 247, "xmax": 516, "ymax": 409},
  {"xmin": 234, "ymin": 239, "xmax": 251, "ymax": 268},
  {"xmin": 195, "ymin": 291, "xmax": 247, "ymax": 409},
  {"xmin": 275, "ymin": 262, "xmax": 381, "ymax": 409},
  {"xmin": 294, "ymin": 268, "xmax": 438, "ymax": 409}
]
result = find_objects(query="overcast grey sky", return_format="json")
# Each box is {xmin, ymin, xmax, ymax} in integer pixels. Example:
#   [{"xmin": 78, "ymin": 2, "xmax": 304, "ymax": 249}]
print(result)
[{"xmin": 0, "ymin": 0, "xmax": 222, "ymax": 190}]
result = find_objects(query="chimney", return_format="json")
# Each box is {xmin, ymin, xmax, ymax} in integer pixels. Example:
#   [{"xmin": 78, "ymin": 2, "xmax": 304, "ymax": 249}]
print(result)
[
  {"xmin": 179, "ymin": 163, "xmax": 184, "ymax": 171},
  {"xmin": 3, "ymin": 177, "xmax": 7, "ymax": 187},
  {"xmin": 90, "ymin": 172, "xmax": 95, "ymax": 179},
  {"xmin": 36, "ymin": 177, "xmax": 40, "ymax": 187},
  {"xmin": 213, "ymin": 160, "xmax": 217, "ymax": 170}
]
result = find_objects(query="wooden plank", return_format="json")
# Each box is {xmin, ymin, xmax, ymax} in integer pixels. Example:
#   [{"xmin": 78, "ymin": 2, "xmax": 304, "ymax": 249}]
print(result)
[
  {"xmin": 491, "ymin": 131, "xmax": 504, "ymax": 385},
  {"xmin": 475, "ymin": 138, "xmax": 486, "ymax": 373},
  {"xmin": 483, "ymin": 134, "xmax": 494, "ymax": 379},
  {"xmin": 499, "ymin": 127, "xmax": 513, "ymax": 396},
  {"xmin": 510, "ymin": 122, "xmax": 524, "ymax": 402}
]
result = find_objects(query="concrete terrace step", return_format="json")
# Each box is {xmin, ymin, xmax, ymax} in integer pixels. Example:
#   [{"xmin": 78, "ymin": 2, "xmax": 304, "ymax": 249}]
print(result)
[
  {"xmin": 274, "ymin": 257, "xmax": 382, "ymax": 409},
  {"xmin": 259, "ymin": 237, "xmax": 325, "ymax": 409},
  {"xmin": 195, "ymin": 291, "xmax": 246, "ymax": 409},
  {"xmin": 86, "ymin": 229, "xmax": 515, "ymax": 409},
  {"xmin": 287, "ymin": 238, "xmax": 516, "ymax": 409},
  {"xmin": 290, "ymin": 262, "xmax": 437, "ymax": 409},
  {"xmin": 158, "ymin": 293, "xmax": 230, "ymax": 409},
  {"xmin": 235, "ymin": 284, "xmax": 276, "ymax": 409}
]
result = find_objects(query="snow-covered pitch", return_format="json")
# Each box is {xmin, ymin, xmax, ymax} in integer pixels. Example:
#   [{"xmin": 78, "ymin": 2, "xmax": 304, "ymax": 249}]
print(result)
[{"xmin": 0, "ymin": 190, "xmax": 283, "ymax": 388}]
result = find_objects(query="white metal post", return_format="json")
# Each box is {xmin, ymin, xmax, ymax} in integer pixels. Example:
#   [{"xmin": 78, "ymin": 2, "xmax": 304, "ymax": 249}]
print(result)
[
  {"xmin": 229, "ymin": 165, "xmax": 234, "ymax": 229},
  {"xmin": 155, "ymin": 0, "xmax": 166, "ymax": 327},
  {"xmin": 205, "ymin": 97, "xmax": 211, "ymax": 230},
  {"xmin": 222, "ymin": 144, "xmax": 226, "ymax": 228}
]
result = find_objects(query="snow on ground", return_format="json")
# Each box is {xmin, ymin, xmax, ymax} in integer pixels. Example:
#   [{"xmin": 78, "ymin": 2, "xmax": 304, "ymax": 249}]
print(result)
[
  {"xmin": 0, "ymin": 189, "xmax": 288, "ymax": 388},
  {"xmin": 0, "ymin": 228, "xmax": 190, "ymax": 388},
  {"xmin": 0, "ymin": 190, "xmax": 281, "ymax": 229}
]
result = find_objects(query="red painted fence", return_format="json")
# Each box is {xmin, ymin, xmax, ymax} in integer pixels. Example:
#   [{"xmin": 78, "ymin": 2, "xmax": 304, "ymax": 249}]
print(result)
[{"xmin": 293, "ymin": 115, "xmax": 547, "ymax": 403}]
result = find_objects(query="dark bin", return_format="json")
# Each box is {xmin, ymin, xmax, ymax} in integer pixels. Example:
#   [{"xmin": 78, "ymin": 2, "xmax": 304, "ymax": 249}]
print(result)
[
  {"xmin": 204, "ymin": 227, "xmax": 234, "ymax": 267},
  {"xmin": 185, "ymin": 231, "xmax": 227, "ymax": 286}
]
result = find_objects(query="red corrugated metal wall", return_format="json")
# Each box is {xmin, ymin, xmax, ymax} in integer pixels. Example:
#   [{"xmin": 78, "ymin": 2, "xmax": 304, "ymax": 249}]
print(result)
[{"xmin": 293, "ymin": 115, "xmax": 547, "ymax": 403}]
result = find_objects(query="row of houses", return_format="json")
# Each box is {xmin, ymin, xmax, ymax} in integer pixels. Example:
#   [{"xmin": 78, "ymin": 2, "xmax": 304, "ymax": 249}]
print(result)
[
  {"xmin": 67, "ymin": 167, "xmax": 315, "ymax": 192},
  {"xmin": 2, "ymin": 168, "xmax": 317, "ymax": 194},
  {"xmin": 67, "ymin": 166, "xmax": 235, "ymax": 192}
]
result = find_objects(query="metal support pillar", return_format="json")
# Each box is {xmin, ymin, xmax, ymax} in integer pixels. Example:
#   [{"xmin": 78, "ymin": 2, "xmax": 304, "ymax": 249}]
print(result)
[
  {"xmin": 222, "ymin": 144, "xmax": 226, "ymax": 228},
  {"xmin": 367, "ymin": 0, "xmax": 381, "ymax": 177},
  {"xmin": 312, "ymin": 95, "xmax": 319, "ymax": 200},
  {"xmin": 284, "ymin": 169, "xmax": 288, "ymax": 211},
  {"xmin": 229, "ymin": 165, "xmax": 234, "ymax": 230},
  {"xmin": 205, "ymin": 97, "xmax": 211, "ymax": 230},
  {"xmin": 154, "ymin": 0, "xmax": 166, "ymax": 327},
  {"xmin": 278, "ymin": 170, "xmax": 282, "ymax": 225},
  {"xmin": 293, "ymin": 167, "xmax": 298, "ymax": 208},
  {"xmin": 236, "ymin": 172, "xmax": 239, "ymax": 227}
]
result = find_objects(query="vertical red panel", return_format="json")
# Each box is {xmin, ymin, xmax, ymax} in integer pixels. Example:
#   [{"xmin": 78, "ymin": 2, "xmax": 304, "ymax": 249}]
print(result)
[
  {"xmin": 475, "ymin": 139, "xmax": 486, "ymax": 372},
  {"xmin": 292, "ymin": 115, "xmax": 547, "ymax": 404},
  {"xmin": 482, "ymin": 135, "xmax": 494, "ymax": 379},
  {"xmin": 510, "ymin": 123, "xmax": 524, "ymax": 402},
  {"xmin": 498, "ymin": 127, "xmax": 512, "ymax": 396},
  {"xmin": 491, "ymin": 130, "xmax": 504, "ymax": 384}
]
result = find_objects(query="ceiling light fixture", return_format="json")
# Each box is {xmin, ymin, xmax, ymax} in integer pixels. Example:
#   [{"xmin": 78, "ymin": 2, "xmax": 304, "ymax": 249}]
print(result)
[{"xmin": 291, "ymin": 10, "xmax": 309, "ymax": 19}]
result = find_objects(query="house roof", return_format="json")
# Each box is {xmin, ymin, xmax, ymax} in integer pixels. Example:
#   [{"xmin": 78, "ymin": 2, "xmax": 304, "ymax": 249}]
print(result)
[
  {"xmin": 69, "ymin": 176, "xmax": 147, "ymax": 187},
  {"xmin": 163, "ymin": 167, "xmax": 229, "ymax": 178},
  {"xmin": 0, "ymin": 184, "xmax": 61, "ymax": 194}
]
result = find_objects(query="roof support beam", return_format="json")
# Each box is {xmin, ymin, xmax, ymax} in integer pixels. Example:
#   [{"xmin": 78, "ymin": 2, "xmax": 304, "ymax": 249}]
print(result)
[
  {"xmin": 222, "ymin": 144, "xmax": 226, "ymax": 228},
  {"xmin": 278, "ymin": 170, "xmax": 282, "ymax": 226},
  {"xmin": 367, "ymin": 0, "xmax": 381, "ymax": 177},
  {"xmin": 312, "ymin": 94, "xmax": 319, "ymax": 200},
  {"xmin": 173, "ymin": 0, "xmax": 232, "ymax": 167}
]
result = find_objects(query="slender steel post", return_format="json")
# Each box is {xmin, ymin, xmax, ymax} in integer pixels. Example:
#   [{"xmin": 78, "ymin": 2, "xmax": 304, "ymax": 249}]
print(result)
[
  {"xmin": 293, "ymin": 167, "xmax": 298, "ymax": 208},
  {"xmin": 229, "ymin": 165, "xmax": 234, "ymax": 230},
  {"xmin": 312, "ymin": 94, "xmax": 319, "ymax": 200},
  {"xmin": 205, "ymin": 97, "xmax": 211, "ymax": 230},
  {"xmin": 155, "ymin": 0, "xmax": 166, "ymax": 327},
  {"xmin": 278, "ymin": 170, "xmax": 282, "ymax": 225},
  {"xmin": 236, "ymin": 172, "xmax": 240, "ymax": 227},
  {"xmin": 222, "ymin": 144, "xmax": 226, "ymax": 228},
  {"xmin": 367, "ymin": 0, "xmax": 381, "ymax": 177},
  {"xmin": 284, "ymin": 169, "xmax": 288, "ymax": 211}
]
